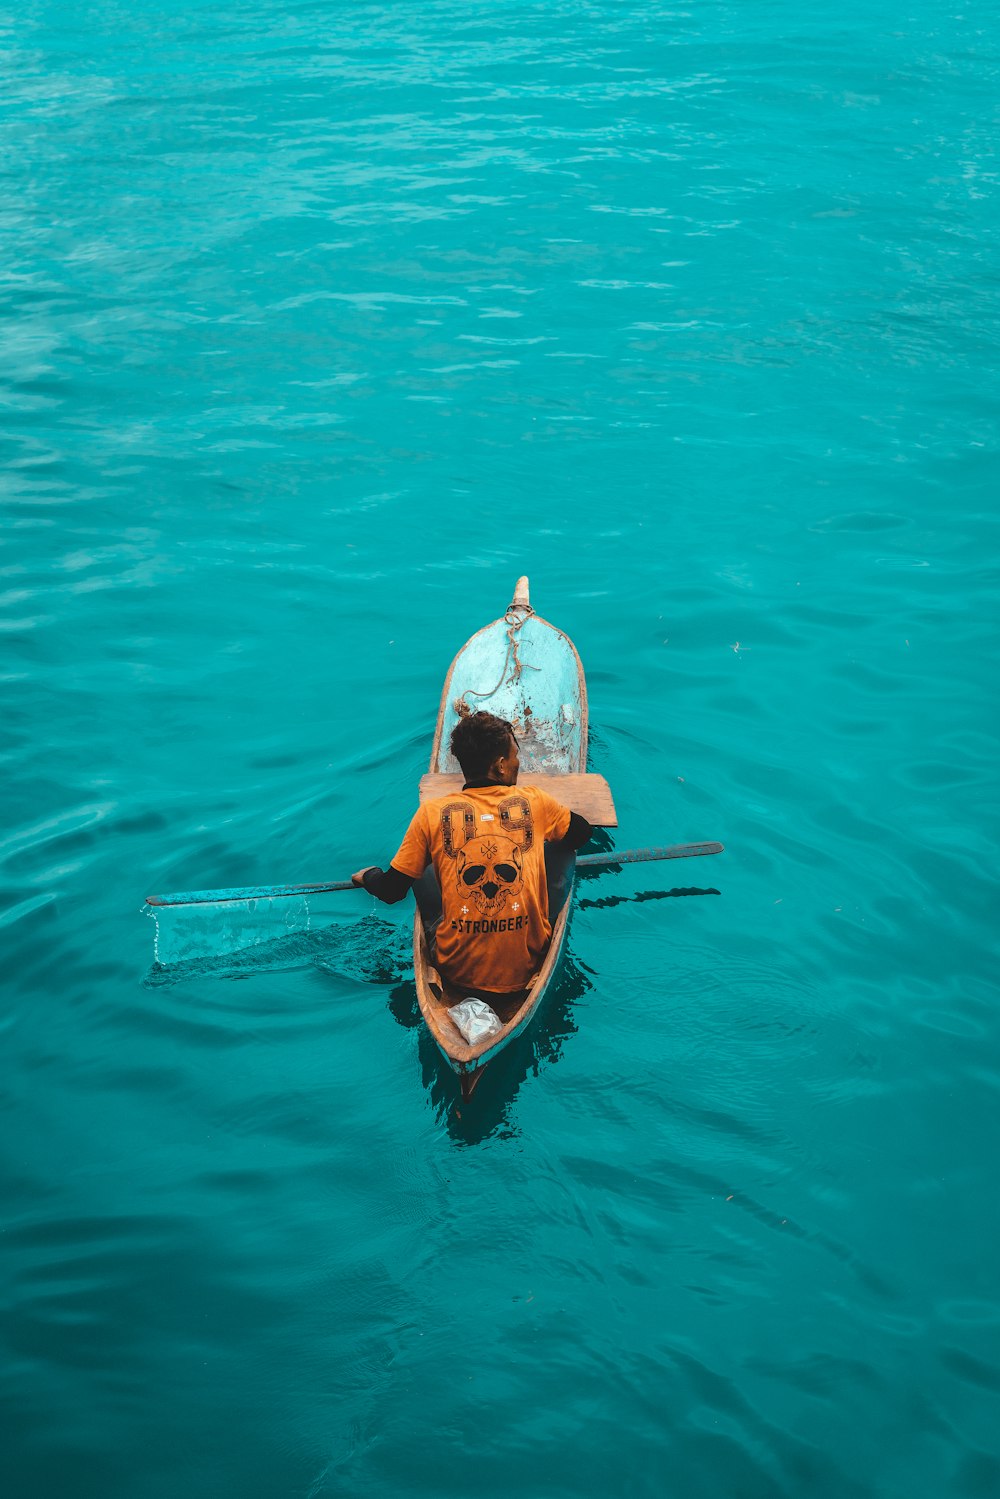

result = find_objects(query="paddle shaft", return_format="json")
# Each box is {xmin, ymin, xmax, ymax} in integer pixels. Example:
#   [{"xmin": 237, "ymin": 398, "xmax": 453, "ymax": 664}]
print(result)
[
  {"xmin": 146, "ymin": 879, "xmax": 356, "ymax": 909},
  {"xmin": 146, "ymin": 841, "xmax": 723, "ymax": 909},
  {"xmin": 577, "ymin": 841, "xmax": 723, "ymax": 869}
]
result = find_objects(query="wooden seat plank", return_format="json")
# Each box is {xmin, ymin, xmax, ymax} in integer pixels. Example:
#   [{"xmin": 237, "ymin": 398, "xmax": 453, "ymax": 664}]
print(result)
[{"xmin": 418, "ymin": 771, "xmax": 617, "ymax": 827}]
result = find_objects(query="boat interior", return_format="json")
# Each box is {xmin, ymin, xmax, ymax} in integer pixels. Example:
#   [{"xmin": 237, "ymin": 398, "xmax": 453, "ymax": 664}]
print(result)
[{"xmin": 414, "ymin": 841, "xmax": 576, "ymax": 1027}]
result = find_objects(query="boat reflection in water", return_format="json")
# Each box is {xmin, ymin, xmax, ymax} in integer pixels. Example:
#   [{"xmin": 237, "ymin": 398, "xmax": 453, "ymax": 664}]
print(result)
[{"xmin": 386, "ymin": 956, "xmax": 592, "ymax": 1145}]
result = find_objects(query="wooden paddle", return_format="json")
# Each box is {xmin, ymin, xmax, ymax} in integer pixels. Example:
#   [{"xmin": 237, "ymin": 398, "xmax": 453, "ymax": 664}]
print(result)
[
  {"xmin": 577, "ymin": 841, "xmax": 723, "ymax": 869},
  {"xmin": 145, "ymin": 842, "xmax": 723, "ymax": 909}
]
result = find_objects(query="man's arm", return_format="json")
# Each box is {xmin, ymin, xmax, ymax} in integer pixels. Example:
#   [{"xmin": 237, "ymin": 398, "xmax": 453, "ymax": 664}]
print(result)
[
  {"xmin": 556, "ymin": 811, "xmax": 594, "ymax": 851},
  {"xmin": 351, "ymin": 865, "xmax": 415, "ymax": 904},
  {"xmin": 352, "ymin": 803, "xmax": 428, "ymax": 904}
]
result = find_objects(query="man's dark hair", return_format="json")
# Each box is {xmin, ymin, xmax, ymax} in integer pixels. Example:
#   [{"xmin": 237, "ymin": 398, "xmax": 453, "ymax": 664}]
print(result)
[{"xmin": 450, "ymin": 710, "xmax": 515, "ymax": 780}]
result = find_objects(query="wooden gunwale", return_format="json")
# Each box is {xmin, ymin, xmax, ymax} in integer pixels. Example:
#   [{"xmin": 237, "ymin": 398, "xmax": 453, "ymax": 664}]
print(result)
[{"xmin": 414, "ymin": 581, "xmax": 587, "ymax": 1081}]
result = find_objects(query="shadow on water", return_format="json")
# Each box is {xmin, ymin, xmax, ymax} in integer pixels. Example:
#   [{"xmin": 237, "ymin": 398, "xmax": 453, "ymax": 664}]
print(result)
[
  {"xmin": 387, "ymin": 956, "xmax": 593, "ymax": 1146},
  {"xmin": 142, "ymin": 859, "xmax": 719, "ymax": 1147},
  {"xmin": 577, "ymin": 885, "xmax": 720, "ymax": 909},
  {"xmin": 142, "ymin": 878, "xmax": 716, "ymax": 1142}
]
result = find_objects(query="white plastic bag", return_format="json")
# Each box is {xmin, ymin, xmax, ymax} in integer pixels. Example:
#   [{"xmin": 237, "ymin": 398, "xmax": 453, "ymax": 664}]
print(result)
[{"xmin": 448, "ymin": 998, "xmax": 502, "ymax": 1045}]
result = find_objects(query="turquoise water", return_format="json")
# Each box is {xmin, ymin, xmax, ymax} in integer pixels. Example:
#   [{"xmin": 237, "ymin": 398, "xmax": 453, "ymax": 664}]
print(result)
[{"xmin": 3, "ymin": 1, "xmax": 999, "ymax": 1493}]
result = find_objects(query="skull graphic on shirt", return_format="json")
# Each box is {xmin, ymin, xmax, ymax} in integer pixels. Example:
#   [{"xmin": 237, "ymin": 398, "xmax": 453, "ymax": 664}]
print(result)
[{"xmin": 455, "ymin": 835, "xmax": 524, "ymax": 917}]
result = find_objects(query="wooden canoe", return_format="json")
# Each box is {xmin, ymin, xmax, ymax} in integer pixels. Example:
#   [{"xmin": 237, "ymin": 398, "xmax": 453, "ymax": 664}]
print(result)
[{"xmin": 412, "ymin": 576, "xmax": 613, "ymax": 1100}]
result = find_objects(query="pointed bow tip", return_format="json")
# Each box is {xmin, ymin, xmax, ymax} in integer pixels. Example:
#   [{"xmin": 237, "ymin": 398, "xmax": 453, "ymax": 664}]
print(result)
[{"xmin": 512, "ymin": 575, "xmax": 530, "ymax": 608}]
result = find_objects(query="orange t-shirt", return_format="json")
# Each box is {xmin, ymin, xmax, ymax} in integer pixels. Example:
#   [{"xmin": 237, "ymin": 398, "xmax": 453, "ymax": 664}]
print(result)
[{"xmin": 390, "ymin": 784, "xmax": 572, "ymax": 994}]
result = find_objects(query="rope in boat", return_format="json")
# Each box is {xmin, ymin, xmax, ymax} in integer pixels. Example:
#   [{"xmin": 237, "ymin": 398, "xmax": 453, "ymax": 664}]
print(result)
[{"xmin": 454, "ymin": 597, "xmax": 540, "ymax": 718}]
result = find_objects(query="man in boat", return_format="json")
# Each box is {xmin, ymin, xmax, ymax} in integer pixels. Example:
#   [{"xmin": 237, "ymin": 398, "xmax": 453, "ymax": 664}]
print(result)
[{"xmin": 352, "ymin": 710, "xmax": 593, "ymax": 999}]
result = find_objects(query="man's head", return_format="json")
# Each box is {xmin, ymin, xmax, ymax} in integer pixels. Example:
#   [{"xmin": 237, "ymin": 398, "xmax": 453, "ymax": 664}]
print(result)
[{"xmin": 450, "ymin": 710, "xmax": 520, "ymax": 785}]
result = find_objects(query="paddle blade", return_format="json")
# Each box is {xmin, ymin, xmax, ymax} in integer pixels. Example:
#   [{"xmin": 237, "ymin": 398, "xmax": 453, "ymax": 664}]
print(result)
[{"xmin": 145, "ymin": 892, "xmax": 331, "ymax": 966}]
